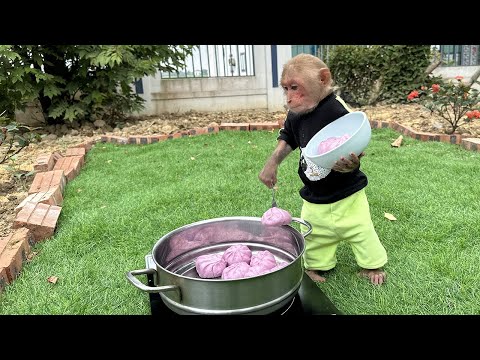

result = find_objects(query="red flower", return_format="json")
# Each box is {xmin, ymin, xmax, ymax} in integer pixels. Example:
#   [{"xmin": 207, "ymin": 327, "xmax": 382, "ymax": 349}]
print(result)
[
  {"xmin": 407, "ymin": 90, "xmax": 419, "ymax": 100},
  {"xmin": 465, "ymin": 110, "xmax": 480, "ymax": 119},
  {"xmin": 431, "ymin": 84, "xmax": 440, "ymax": 93},
  {"xmin": 455, "ymin": 75, "xmax": 464, "ymax": 80}
]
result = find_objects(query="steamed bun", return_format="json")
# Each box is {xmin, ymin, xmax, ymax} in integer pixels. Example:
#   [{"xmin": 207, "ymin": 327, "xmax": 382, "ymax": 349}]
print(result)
[
  {"xmin": 250, "ymin": 250, "xmax": 277, "ymax": 272},
  {"xmin": 222, "ymin": 244, "xmax": 252, "ymax": 266},
  {"xmin": 195, "ymin": 253, "xmax": 227, "ymax": 278},
  {"xmin": 221, "ymin": 262, "xmax": 251, "ymax": 280},
  {"xmin": 261, "ymin": 207, "xmax": 292, "ymax": 226}
]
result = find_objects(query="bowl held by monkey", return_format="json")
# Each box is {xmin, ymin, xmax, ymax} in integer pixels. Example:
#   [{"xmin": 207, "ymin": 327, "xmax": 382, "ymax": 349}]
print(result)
[{"xmin": 304, "ymin": 111, "xmax": 371, "ymax": 169}]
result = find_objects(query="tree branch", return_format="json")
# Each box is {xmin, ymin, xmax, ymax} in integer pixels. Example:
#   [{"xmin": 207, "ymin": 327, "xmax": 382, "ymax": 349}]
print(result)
[
  {"xmin": 425, "ymin": 59, "xmax": 442, "ymax": 75},
  {"xmin": 467, "ymin": 67, "xmax": 480, "ymax": 87},
  {"xmin": 367, "ymin": 77, "xmax": 383, "ymax": 105}
]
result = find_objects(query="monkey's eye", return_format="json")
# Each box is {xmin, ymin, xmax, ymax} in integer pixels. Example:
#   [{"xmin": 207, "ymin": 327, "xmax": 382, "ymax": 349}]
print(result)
[{"xmin": 290, "ymin": 85, "xmax": 298, "ymax": 91}]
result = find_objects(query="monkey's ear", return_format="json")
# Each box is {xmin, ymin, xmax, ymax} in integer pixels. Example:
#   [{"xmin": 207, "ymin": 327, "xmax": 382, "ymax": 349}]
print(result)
[{"xmin": 319, "ymin": 68, "xmax": 332, "ymax": 85}]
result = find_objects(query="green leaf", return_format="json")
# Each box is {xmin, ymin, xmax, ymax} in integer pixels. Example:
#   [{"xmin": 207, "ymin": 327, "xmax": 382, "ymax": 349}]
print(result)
[
  {"xmin": 48, "ymin": 101, "xmax": 69, "ymax": 119},
  {"xmin": 43, "ymin": 84, "xmax": 62, "ymax": 99},
  {"xmin": 64, "ymin": 104, "xmax": 85, "ymax": 121}
]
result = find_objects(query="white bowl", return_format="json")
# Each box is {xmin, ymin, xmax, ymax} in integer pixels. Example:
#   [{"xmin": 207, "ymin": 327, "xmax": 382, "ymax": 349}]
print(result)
[{"xmin": 304, "ymin": 111, "xmax": 371, "ymax": 169}]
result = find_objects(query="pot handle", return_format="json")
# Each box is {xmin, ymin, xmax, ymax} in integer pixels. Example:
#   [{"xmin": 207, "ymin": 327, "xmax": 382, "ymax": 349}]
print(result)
[
  {"xmin": 291, "ymin": 217, "xmax": 313, "ymax": 238},
  {"xmin": 126, "ymin": 268, "xmax": 179, "ymax": 294}
]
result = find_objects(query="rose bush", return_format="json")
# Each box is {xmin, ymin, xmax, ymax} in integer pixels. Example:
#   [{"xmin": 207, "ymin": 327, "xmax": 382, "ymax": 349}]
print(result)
[{"xmin": 407, "ymin": 76, "xmax": 480, "ymax": 134}]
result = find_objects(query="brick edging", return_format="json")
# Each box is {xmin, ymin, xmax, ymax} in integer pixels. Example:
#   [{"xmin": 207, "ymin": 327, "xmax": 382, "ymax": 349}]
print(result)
[
  {"xmin": 369, "ymin": 120, "xmax": 479, "ymax": 151},
  {"xmin": 99, "ymin": 119, "xmax": 479, "ymax": 151}
]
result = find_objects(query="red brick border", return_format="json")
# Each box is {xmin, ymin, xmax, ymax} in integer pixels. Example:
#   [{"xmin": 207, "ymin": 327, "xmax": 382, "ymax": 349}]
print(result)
[
  {"xmin": 370, "ymin": 120, "xmax": 477, "ymax": 149},
  {"xmin": 98, "ymin": 120, "xmax": 479, "ymax": 152}
]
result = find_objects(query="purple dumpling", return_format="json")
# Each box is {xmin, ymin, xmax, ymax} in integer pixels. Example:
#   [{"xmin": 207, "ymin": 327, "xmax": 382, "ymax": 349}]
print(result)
[
  {"xmin": 195, "ymin": 253, "xmax": 227, "ymax": 278},
  {"xmin": 261, "ymin": 207, "xmax": 292, "ymax": 226},
  {"xmin": 260, "ymin": 261, "xmax": 289, "ymax": 275},
  {"xmin": 222, "ymin": 244, "xmax": 252, "ymax": 266},
  {"xmin": 244, "ymin": 265, "xmax": 264, "ymax": 278},
  {"xmin": 250, "ymin": 250, "xmax": 277, "ymax": 272},
  {"xmin": 221, "ymin": 262, "xmax": 251, "ymax": 280}
]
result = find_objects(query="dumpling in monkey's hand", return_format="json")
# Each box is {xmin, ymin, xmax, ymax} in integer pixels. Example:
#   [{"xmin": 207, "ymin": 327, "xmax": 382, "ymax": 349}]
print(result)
[
  {"xmin": 195, "ymin": 253, "xmax": 227, "ymax": 278},
  {"xmin": 221, "ymin": 262, "xmax": 252, "ymax": 280},
  {"xmin": 261, "ymin": 206, "xmax": 292, "ymax": 226},
  {"xmin": 222, "ymin": 244, "xmax": 252, "ymax": 266}
]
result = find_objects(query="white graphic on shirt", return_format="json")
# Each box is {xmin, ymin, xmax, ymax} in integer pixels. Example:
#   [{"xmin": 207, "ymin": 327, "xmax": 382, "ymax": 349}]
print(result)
[{"xmin": 300, "ymin": 147, "xmax": 331, "ymax": 181}]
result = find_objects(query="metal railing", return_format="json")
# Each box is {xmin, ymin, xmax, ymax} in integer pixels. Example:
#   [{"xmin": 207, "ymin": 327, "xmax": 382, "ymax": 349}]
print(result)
[
  {"xmin": 291, "ymin": 45, "xmax": 345, "ymax": 64},
  {"xmin": 439, "ymin": 45, "xmax": 480, "ymax": 66},
  {"xmin": 161, "ymin": 45, "xmax": 255, "ymax": 79}
]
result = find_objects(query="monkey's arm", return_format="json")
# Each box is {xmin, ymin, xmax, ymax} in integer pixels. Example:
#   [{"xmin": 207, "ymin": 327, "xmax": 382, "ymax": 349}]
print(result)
[{"xmin": 258, "ymin": 140, "xmax": 293, "ymax": 187}]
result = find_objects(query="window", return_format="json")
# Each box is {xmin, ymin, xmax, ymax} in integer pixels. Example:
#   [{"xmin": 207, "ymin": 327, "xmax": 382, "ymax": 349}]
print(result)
[
  {"xmin": 439, "ymin": 45, "xmax": 480, "ymax": 66},
  {"xmin": 291, "ymin": 45, "xmax": 336, "ymax": 63},
  {"xmin": 291, "ymin": 45, "xmax": 319, "ymax": 57},
  {"xmin": 161, "ymin": 45, "xmax": 255, "ymax": 79},
  {"xmin": 134, "ymin": 78, "xmax": 143, "ymax": 94},
  {"xmin": 240, "ymin": 52, "xmax": 246, "ymax": 72}
]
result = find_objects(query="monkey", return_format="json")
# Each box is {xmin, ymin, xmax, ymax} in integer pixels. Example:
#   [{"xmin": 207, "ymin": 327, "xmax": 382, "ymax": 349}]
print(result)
[{"xmin": 259, "ymin": 53, "xmax": 387, "ymax": 285}]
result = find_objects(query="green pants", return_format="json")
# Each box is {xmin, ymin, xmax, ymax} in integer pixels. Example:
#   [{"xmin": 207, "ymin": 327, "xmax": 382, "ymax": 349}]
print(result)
[{"xmin": 300, "ymin": 189, "xmax": 387, "ymax": 271}]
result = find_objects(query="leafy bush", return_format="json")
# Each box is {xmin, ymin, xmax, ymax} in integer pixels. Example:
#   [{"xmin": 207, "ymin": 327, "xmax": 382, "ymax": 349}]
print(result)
[
  {"xmin": 0, "ymin": 45, "xmax": 195, "ymax": 126},
  {"xmin": 329, "ymin": 45, "xmax": 432, "ymax": 105},
  {"xmin": 329, "ymin": 45, "xmax": 382, "ymax": 106}
]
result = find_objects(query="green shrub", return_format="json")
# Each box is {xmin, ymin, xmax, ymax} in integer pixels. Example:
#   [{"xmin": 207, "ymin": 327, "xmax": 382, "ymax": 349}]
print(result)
[{"xmin": 329, "ymin": 45, "xmax": 432, "ymax": 105}]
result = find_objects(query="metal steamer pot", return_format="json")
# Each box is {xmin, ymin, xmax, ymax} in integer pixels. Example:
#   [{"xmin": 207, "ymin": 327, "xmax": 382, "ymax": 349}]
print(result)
[{"xmin": 126, "ymin": 216, "xmax": 312, "ymax": 315}]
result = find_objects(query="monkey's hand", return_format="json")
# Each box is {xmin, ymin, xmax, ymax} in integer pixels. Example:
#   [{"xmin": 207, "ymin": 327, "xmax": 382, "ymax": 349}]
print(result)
[
  {"xmin": 259, "ymin": 163, "xmax": 278, "ymax": 188},
  {"xmin": 331, "ymin": 152, "xmax": 365, "ymax": 173}
]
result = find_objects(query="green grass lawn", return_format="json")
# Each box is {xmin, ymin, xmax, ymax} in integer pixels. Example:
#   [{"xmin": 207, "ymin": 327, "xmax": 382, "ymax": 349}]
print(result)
[{"xmin": 1, "ymin": 128, "xmax": 479, "ymax": 315}]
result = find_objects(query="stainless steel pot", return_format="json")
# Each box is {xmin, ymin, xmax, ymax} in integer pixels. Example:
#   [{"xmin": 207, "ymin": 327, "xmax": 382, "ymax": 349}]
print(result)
[{"xmin": 126, "ymin": 216, "xmax": 311, "ymax": 315}]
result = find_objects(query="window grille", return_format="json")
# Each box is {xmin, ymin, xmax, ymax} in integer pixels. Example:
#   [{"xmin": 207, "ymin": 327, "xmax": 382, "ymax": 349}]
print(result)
[
  {"xmin": 291, "ymin": 45, "xmax": 337, "ymax": 63},
  {"xmin": 160, "ymin": 45, "xmax": 255, "ymax": 79},
  {"xmin": 439, "ymin": 45, "xmax": 480, "ymax": 66}
]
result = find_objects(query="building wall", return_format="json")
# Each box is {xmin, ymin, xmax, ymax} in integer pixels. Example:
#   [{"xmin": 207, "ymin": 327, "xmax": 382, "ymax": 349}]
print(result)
[
  {"xmin": 136, "ymin": 45, "xmax": 292, "ymax": 115},
  {"xmin": 433, "ymin": 65, "xmax": 480, "ymax": 90},
  {"xmin": 433, "ymin": 65, "xmax": 480, "ymax": 80},
  {"xmin": 268, "ymin": 45, "xmax": 292, "ymax": 111}
]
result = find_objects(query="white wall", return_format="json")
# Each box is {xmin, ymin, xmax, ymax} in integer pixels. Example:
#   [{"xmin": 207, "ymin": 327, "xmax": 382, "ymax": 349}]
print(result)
[
  {"xmin": 136, "ymin": 45, "xmax": 292, "ymax": 116},
  {"xmin": 433, "ymin": 65, "xmax": 480, "ymax": 90},
  {"xmin": 433, "ymin": 65, "xmax": 480, "ymax": 80},
  {"xmin": 266, "ymin": 45, "xmax": 292, "ymax": 112}
]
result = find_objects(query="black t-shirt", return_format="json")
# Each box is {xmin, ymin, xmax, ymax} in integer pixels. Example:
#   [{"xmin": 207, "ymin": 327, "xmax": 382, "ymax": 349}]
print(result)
[{"xmin": 277, "ymin": 92, "xmax": 368, "ymax": 204}]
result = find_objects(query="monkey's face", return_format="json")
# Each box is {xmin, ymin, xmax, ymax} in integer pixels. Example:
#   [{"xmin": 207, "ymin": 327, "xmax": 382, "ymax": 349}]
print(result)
[{"xmin": 281, "ymin": 76, "xmax": 321, "ymax": 115}]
